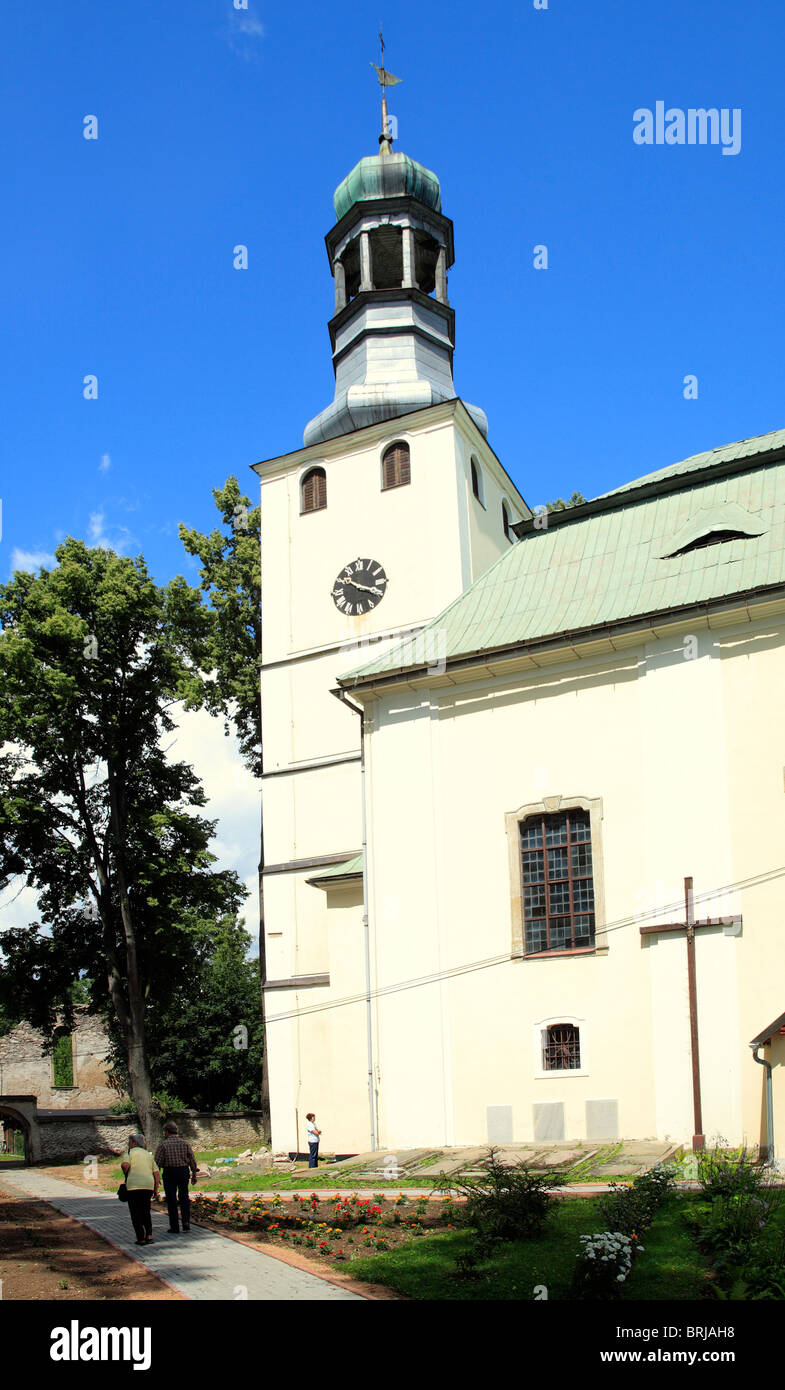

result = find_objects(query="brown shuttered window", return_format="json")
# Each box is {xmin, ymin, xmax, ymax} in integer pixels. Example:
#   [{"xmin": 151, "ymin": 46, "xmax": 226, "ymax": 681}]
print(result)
[
  {"xmin": 301, "ymin": 467, "xmax": 327, "ymax": 513},
  {"xmin": 381, "ymin": 441, "xmax": 411, "ymax": 490}
]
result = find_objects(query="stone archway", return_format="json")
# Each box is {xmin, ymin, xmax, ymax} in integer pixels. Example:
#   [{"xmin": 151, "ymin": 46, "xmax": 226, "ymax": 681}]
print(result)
[{"xmin": 0, "ymin": 1097, "xmax": 40, "ymax": 1165}]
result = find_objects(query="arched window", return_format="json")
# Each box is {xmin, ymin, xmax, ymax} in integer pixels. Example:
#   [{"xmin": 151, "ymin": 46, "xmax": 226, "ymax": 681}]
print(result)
[
  {"xmin": 502, "ymin": 502, "xmax": 513, "ymax": 541},
  {"xmin": 382, "ymin": 441, "xmax": 411, "ymax": 490},
  {"xmin": 301, "ymin": 467, "xmax": 327, "ymax": 513},
  {"xmin": 470, "ymin": 457, "xmax": 484, "ymax": 505}
]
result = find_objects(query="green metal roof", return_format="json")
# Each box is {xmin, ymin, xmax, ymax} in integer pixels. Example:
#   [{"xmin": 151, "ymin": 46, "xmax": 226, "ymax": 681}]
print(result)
[
  {"xmin": 342, "ymin": 431, "xmax": 785, "ymax": 686},
  {"xmin": 598, "ymin": 427, "xmax": 785, "ymax": 498},
  {"xmin": 308, "ymin": 854, "xmax": 364, "ymax": 884},
  {"xmin": 333, "ymin": 152, "xmax": 441, "ymax": 221}
]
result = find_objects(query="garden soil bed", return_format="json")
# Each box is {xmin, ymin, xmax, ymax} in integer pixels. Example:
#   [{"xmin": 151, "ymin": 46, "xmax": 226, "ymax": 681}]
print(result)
[{"xmin": 0, "ymin": 1183, "xmax": 183, "ymax": 1300}]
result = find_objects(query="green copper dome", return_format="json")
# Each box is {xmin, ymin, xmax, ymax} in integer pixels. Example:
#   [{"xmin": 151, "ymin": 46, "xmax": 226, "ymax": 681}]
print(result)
[{"xmin": 333, "ymin": 152, "xmax": 441, "ymax": 222}]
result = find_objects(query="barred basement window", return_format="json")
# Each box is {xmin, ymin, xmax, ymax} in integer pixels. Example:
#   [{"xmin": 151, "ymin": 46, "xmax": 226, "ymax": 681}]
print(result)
[
  {"xmin": 301, "ymin": 467, "xmax": 327, "ymax": 513},
  {"xmin": 382, "ymin": 441, "xmax": 410, "ymax": 490},
  {"xmin": 520, "ymin": 809, "xmax": 595, "ymax": 954},
  {"xmin": 542, "ymin": 1023, "xmax": 581, "ymax": 1071}
]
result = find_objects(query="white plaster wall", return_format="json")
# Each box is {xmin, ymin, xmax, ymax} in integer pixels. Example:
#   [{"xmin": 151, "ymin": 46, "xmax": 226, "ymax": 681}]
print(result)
[
  {"xmin": 258, "ymin": 407, "xmax": 529, "ymax": 1153},
  {"xmin": 352, "ymin": 612, "xmax": 785, "ymax": 1151}
]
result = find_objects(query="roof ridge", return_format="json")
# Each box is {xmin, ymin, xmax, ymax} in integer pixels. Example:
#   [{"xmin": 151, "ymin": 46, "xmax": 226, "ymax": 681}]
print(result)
[{"xmin": 597, "ymin": 425, "xmax": 785, "ymax": 500}]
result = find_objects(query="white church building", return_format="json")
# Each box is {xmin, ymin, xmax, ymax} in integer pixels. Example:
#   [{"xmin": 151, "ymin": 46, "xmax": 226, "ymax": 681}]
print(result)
[{"xmin": 253, "ymin": 120, "xmax": 785, "ymax": 1160}]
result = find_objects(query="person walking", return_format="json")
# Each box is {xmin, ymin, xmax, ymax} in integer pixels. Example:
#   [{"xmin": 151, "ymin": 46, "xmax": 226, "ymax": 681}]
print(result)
[
  {"xmin": 120, "ymin": 1132, "xmax": 160, "ymax": 1246},
  {"xmin": 305, "ymin": 1112, "xmax": 321, "ymax": 1168},
  {"xmin": 154, "ymin": 1121, "xmax": 198, "ymax": 1233}
]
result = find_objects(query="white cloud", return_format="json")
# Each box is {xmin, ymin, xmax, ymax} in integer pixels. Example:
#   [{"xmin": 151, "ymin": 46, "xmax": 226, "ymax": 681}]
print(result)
[
  {"xmin": 0, "ymin": 707, "xmax": 260, "ymax": 955},
  {"xmin": 226, "ymin": 4, "xmax": 265, "ymax": 59},
  {"xmin": 99, "ymin": 453, "xmax": 111, "ymax": 474},
  {"xmin": 166, "ymin": 705, "xmax": 260, "ymax": 949},
  {"xmin": 9, "ymin": 547, "xmax": 56, "ymax": 575},
  {"xmin": 88, "ymin": 510, "xmax": 106, "ymax": 544},
  {"xmin": 87, "ymin": 509, "xmax": 136, "ymax": 554}
]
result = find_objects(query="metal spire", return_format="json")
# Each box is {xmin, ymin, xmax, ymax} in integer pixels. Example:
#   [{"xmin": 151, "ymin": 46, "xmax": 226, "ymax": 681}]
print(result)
[{"xmin": 370, "ymin": 24, "xmax": 401, "ymax": 153}]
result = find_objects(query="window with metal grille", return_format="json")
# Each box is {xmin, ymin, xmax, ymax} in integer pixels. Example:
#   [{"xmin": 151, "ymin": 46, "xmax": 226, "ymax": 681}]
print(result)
[
  {"xmin": 542, "ymin": 1023, "xmax": 581, "ymax": 1071},
  {"xmin": 520, "ymin": 809, "xmax": 595, "ymax": 954},
  {"xmin": 301, "ymin": 467, "xmax": 327, "ymax": 513},
  {"xmin": 382, "ymin": 441, "xmax": 410, "ymax": 490}
]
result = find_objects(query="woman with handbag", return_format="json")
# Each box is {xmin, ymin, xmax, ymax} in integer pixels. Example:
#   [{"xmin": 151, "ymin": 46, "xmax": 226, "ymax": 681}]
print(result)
[{"xmin": 120, "ymin": 1132, "xmax": 161, "ymax": 1246}]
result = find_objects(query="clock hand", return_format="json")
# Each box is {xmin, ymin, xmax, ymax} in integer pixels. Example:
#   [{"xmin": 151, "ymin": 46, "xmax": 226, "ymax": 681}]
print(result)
[{"xmin": 342, "ymin": 578, "xmax": 374, "ymax": 592}]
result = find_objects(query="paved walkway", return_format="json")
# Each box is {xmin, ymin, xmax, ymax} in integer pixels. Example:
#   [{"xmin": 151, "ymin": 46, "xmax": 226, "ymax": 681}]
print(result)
[{"xmin": 0, "ymin": 1170, "xmax": 363, "ymax": 1302}]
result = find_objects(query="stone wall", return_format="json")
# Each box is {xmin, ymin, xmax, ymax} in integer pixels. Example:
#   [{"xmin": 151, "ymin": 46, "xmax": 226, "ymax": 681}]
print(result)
[
  {"xmin": 0, "ymin": 1014, "xmax": 112, "ymax": 1109},
  {"xmin": 36, "ymin": 1110, "xmax": 267, "ymax": 1162}
]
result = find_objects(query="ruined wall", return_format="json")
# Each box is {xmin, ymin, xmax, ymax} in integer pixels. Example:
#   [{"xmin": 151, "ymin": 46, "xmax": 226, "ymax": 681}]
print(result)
[{"xmin": 0, "ymin": 1014, "xmax": 112, "ymax": 1109}]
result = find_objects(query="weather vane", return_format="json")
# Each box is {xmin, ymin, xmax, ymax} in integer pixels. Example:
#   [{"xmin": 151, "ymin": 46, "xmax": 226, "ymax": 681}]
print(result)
[{"xmin": 370, "ymin": 23, "xmax": 401, "ymax": 146}]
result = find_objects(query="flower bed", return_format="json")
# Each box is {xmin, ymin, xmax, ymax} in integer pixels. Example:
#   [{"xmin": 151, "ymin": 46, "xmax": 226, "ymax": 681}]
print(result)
[{"xmin": 189, "ymin": 1190, "xmax": 456, "ymax": 1264}]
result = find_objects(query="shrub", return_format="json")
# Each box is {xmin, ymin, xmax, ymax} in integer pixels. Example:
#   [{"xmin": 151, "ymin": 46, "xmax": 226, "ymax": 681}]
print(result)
[
  {"xmin": 439, "ymin": 1147, "xmax": 556, "ymax": 1242},
  {"xmin": 108, "ymin": 1098, "xmax": 134, "ymax": 1115},
  {"xmin": 599, "ymin": 1163, "xmax": 678, "ymax": 1236},
  {"xmin": 572, "ymin": 1231, "xmax": 642, "ymax": 1300},
  {"xmin": 697, "ymin": 1145, "xmax": 766, "ymax": 1199},
  {"xmin": 152, "ymin": 1091, "xmax": 187, "ymax": 1113}
]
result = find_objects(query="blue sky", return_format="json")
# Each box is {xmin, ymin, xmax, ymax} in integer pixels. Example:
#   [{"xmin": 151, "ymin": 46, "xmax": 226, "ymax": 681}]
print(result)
[
  {"xmin": 1, "ymin": 0, "xmax": 782, "ymax": 943},
  {"xmin": 2, "ymin": 0, "xmax": 783, "ymax": 583}
]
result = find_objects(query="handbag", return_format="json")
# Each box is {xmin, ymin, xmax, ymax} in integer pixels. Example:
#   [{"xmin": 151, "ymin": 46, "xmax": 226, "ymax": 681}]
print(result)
[{"xmin": 117, "ymin": 1182, "xmax": 129, "ymax": 1202}]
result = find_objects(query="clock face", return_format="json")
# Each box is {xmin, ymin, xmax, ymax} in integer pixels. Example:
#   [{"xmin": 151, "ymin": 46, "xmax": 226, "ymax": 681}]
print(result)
[{"xmin": 332, "ymin": 558, "xmax": 388, "ymax": 615}]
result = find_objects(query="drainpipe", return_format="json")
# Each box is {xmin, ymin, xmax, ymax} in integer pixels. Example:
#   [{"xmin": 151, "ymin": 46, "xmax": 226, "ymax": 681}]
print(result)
[
  {"xmin": 751, "ymin": 1044, "xmax": 774, "ymax": 1165},
  {"xmin": 332, "ymin": 687, "xmax": 376, "ymax": 1152}
]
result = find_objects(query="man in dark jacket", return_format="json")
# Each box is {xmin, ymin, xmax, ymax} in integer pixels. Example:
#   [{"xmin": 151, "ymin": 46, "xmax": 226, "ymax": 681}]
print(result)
[{"xmin": 155, "ymin": 1122, "xmax": 198, "ymax": 1233}]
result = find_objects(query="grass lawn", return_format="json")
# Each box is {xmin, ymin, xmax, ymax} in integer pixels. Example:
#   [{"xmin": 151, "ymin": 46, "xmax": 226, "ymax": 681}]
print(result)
[{"xmin": 346, "ymin": 1196, "xmax": 711, "ymax": 1301}]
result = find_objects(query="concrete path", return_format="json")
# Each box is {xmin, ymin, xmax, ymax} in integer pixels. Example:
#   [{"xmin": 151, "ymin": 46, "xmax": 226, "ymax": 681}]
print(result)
[{"xmin": 0, "ymin": 1170, "xmax": 363, "ymax": 1302}]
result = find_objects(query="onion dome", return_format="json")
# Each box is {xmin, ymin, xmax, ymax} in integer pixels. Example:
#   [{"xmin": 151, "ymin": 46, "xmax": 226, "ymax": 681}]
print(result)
[{"xmin": 333, "ymin": 151, "xmax": 441, "ymax": 222}]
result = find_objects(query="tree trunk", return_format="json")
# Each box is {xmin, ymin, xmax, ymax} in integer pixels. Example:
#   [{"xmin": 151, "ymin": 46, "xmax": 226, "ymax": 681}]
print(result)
[{"xmin": 107, "ymin": 762, "xmax": 159, "ymax": 1146}]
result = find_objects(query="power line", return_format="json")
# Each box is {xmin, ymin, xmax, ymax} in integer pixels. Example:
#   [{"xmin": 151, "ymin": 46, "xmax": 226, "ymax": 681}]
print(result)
[{"xmin": 261, "ymin": 862, "xmax": 785, "ymax": 1027}]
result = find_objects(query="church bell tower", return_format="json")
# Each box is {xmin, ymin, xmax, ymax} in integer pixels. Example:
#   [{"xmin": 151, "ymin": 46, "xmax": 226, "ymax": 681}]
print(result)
[
  {"xmin": 304, "ymin": 64, "xmax": 487, "ymax": 445},
  {"xmin": 253, "ymin": 54, "xmax": 528, "ymax": 1155}
]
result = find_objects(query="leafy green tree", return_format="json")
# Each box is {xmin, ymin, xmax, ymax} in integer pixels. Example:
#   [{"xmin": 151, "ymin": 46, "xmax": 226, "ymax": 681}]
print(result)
[
  {"xmin": 178, "ymin": 478, "xmax": 269, "ymax": 1126},
  {"xmin": 178, "ymin": 477, "xmax": 261, "ymax": 775},
  {"xmin": 0, "ymin": 539, "xmax": 246, "ymax": 1142},
  {"xmin": 107, "ymin": 915, "xmax": 264, "ymax": 1111}
]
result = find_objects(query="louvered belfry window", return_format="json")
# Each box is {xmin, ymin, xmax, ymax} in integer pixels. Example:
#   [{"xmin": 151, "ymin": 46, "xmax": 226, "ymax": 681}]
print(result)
[
  {"xmin": 382, "ymin": 441, "xmax": 411, "ymax": 490},
  {"xmin": 542, "ymin": 1023, "xmax": 581, "ymax": 1071},
  {"xmin": 301, "ymin": 467, "xmax": 327, "ymax": 513},
  {"xmin": 520, "ymin": 809, "xmax": 595, "ymax": 954}
]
